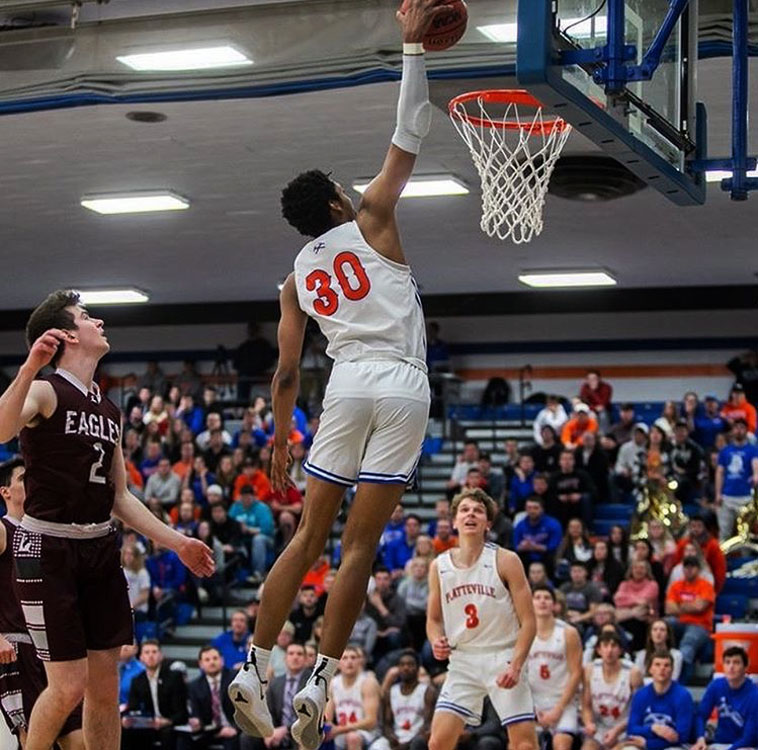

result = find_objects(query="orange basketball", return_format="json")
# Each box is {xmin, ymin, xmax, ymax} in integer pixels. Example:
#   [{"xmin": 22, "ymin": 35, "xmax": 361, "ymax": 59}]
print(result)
[{"xmin": 401, "ymin": 0, "xmax": 468, "ymax": 52}]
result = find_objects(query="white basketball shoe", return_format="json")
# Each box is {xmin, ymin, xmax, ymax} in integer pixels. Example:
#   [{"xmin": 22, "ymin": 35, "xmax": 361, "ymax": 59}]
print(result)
[
  {"xmin": 291, "ymin": 681, "xmax": 328, "ymax": 750},
  {"xmin": 227, "ymin": 651, "xmax": 274, "ymax": 737}
]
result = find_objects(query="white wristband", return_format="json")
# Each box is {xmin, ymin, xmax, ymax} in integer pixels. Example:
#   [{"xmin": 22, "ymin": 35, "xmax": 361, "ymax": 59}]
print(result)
[{"xmin": 403, "ymin": 42, "xmax": 425, "ymax": 55}]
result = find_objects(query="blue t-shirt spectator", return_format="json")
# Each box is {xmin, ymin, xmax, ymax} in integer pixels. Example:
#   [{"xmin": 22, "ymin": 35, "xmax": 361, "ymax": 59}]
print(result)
[
  {"xmin": 211, "ymin": 629, "xmax": 250, "ymax": 672},
  {"xmin": 509, "ymin": 471, "xmax": 535, "ymax": 514},
  {"xmin": 695, "ymin": 676, "xmax": 758, "ymax": 749},
  {"xmin": 383, "ymin": 536, "xmax": 415, "ymax": 573},
  {"xmin": 719, "ymin": 443, "xmax": 758, "ymax": 497},
  {"xmin": 119, "ymin": 657, "xmax": 146, "ymax": 706},
  {"xmin": 229, "ymin": 497, "xmax": 275, "ymax": 538},
  {"xmin": 513, "ymin": 511, "xmax": 563, "ymax": 563},
  {"xmin": 379, "ymin": 519, "xmax": 405, "ymax": 557},
  {"xmin": 694, "ymin": 414, "xmax": 728, "ymax": 449},
  {"xmin": 145, "ymin": 548, "xmax": 187, "ymax": 594},
  {"xmin": 182, "ymin": 405, "xmax": 205, "ymax": 436},
  {"xmin": 628, "ymin": 680, "xmax": 694, "ymax": 750}
]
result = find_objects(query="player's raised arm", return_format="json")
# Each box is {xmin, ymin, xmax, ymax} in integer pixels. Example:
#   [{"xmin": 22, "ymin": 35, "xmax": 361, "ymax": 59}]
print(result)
[{"xmin": 270, "ymin": 273, "xmax": 308, "ymax": 492}]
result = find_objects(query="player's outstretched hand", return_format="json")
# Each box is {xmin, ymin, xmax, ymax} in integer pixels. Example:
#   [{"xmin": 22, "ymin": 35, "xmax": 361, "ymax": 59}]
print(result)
[
  {"xmin": 271, "ymin": 443, "xmax": 294, "ymax": 493},
  {"xmin": 431, "ymin": 636, "xmax": 451, "ymax": 661},
  {"xmin": 0, "ymin": 635, "xmax": 16, "ymax": 665},
  {"xmin": 178, "ymin": 537, "xmax": 216, "ymax": 578},
  {"xmin": 496, "ymin": 661, "xmax": 522, "ymax": 689},
  {"xmin": 396, "ymin": 0, "xmax": 455, "ymax": 42},
  {"xmin": 25, "ymin": 329, "xmax": 73, "ymax": 373}
]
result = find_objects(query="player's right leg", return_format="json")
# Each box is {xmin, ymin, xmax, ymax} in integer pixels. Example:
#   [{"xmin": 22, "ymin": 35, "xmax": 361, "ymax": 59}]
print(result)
[
  {"xmin": 581, "ymin": 736, "xmax": 603, "ymax": 750},
  {"xmin": 506, "ymin": 720, "xmax": 539, "ymax": 750},
  {"xmin": 428, "ymin": 712, "xmax": 467, "ymax": 750}
]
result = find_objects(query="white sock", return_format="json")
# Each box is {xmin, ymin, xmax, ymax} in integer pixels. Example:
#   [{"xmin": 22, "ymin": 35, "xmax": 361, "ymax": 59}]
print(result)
[
  {"xmin": 307, "ymin": 654, "xmax": 340, "ymax": 693},
  {"xmin": 249, "ymin": 644, "xmax": 271, "ymax": 682}
]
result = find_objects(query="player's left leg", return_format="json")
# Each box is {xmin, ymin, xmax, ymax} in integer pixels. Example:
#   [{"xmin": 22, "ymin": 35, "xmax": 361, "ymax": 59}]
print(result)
[
  {"xmin": 506, "ymin": 720, "xmax": 539, "ymax": 750},
  {"xmin": 428, "ymin": 711, "xmax": 467, "ymax": 750},
  {"xmin": 552, "ymin": 732, "xmax": 574, "ymax": 750},
  {"xmin": 82, "ymin": 647, "xmax": 121, "ymax": 749}
]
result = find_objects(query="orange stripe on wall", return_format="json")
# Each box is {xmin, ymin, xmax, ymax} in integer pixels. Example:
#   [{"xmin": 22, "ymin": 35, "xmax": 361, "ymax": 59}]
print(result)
[{"xmin": 456, "ymin": 364, "xmax": 731, "ymax": 380}]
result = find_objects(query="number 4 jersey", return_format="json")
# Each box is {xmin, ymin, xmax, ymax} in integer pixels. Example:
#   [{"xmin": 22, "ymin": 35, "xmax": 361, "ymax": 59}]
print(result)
[
  {"xmin": 293, "ymin": 220, "xmax": 426, "ymax": 370},
  {"xmin": 20, "ymin": 369, "xmax": 121, "ymax": 524}
]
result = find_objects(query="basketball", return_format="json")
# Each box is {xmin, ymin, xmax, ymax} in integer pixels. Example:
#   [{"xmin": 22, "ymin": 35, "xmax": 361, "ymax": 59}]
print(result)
[{"xmin": 401, "ymin": 0, "xmax": 468, "ymax": 52}]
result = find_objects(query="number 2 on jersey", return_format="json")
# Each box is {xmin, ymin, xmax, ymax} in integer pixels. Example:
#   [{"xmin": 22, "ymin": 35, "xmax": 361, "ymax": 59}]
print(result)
[
  {"xmin": 305, "ymin": 252, "xmax": 371, "ymax": 316},
  {"xmin": 89, "ymin": 442, "xmax": 107, "ymax": 485},
  {"xmin": 464, "ymin": 603, "xmax": 479, "ymax": 629}
]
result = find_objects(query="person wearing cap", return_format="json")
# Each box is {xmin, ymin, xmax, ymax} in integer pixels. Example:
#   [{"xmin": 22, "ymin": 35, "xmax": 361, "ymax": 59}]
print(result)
[
  {"xmin": 693, "ymin": 395, "xmax": 729, "ymax": 450},
  {"xmin": 579, "ymin": 370, "xmax": 613, "ymax": 432},
  {"xmin": 560, "ymin": 403, "xmax": 599, "ymax": 450},
  {"xmin": 670, "ymin": 419, "xmax": 704, "ymax": 503},
  {"xmin": 533, "ymin": 395, "xmax": 569, "ymax": 446},
  {"xmin": 715, "ymin": 417, "xmax": 758, "ymax": 541},
  {"xmin": 212, "ymin": 610, "xmax": 252, "ymax": 673},
  {"xmin": 664, "ymin": 554, "xmax": 716, "ymax": 685},
  {"xmin": 721, "ymin": 384, "xmax": 757, "ymax": 434},
  {"xmin": 614, "ymin": 423, "xmax": 649, "ymax": 494}
]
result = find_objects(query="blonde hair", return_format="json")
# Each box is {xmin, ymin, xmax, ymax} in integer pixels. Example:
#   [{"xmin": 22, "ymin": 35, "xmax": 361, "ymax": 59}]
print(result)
[
  {"xmin": 121, "ymin": 542, "xmax": 144, "ymax": 572},
  {"xmin": 451, "ymin": 487, "xmax": 497, "ymax": 522}
]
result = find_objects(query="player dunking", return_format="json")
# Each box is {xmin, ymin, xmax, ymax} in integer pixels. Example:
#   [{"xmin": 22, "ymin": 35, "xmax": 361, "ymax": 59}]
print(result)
[
  {"xmin": 0, "ymin": 457, "xmax": 83, "ymax": 749},
  {"xmin": 426, "ymin": 488, "xmax": 538, "ymax": 750},
  {"xmin": 0, "ymin": 291, "xmax": 215, "ymax": 750},
  {"xmin": 228, "ymin": 2, "xmax": 448, "ymax": 746}
]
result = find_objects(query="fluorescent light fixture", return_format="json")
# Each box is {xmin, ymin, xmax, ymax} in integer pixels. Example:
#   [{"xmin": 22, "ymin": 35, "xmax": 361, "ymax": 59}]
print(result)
[
  {"xmin": 117, "ymin": 46, "xmax": 253, "ymax": 72},
  {"xmin": 478, "ymin": 17, "xmax": 606, "ymax": 43},
  {"xmin": 81, "ymin": 192, "xmax": 190, "ymax": 215},
  {"xmin": 77, "ymin": 289, "xmax": 149, "ymax": 305},
  {"xmin": 353, "ymin": 176, "xmax": 469, "ymax": 198},
  {"xmin": 705, "ymin": 169, "xmax": 758, "ymax": 183},
  {"xmin": 518, "ymin": 271, "xmax": 617, "ymax": 288}
]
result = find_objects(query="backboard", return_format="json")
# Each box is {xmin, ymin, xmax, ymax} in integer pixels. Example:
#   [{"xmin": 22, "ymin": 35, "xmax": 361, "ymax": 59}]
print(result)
[{"xmin": 517, "ymin": 0, "xmax": 706, "ymax": 205}]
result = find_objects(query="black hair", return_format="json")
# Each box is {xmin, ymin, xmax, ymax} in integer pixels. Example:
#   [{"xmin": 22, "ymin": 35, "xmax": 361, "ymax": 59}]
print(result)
[
  {"xmin": 0, "ymin": 456, "xmax": 24, "ymax": 488},
  {"xmin": 723, "ymin": 646, "xmax": 749, "ymax": 666},
  {"xmin": 26, "ymin": 289, "xmax": 80, "ymax": 368},
  {"xmin": 281, "ymin": 169, "xmax": 340, "ymax": 237},
  {"xmin": 406, "ymin": 514, "xmax": 422, "ymax": 524},
  {"xmin": 397, "ymin": 648, "xmax": 420, "ymax": 667},
  {"xmin": 373, "ymin": 565, "xmax": 391, "ymax": 576},
  {"xmin": 525, "ymin": 494, "xmax": 544, "ymax": 507},
  {"xmin": 532, "ymin": 583, "xmax": 556, "ymax": 602},
  {"xmin": 198, "ymin": 644, "xmax": 220, "ymax": 660}
]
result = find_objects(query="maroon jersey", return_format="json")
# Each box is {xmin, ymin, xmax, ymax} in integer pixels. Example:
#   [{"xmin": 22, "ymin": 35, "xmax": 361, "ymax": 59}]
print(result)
[
  {"xmin": 19, "ymin": 370, "xmax": 121, "ymax": 524},
  {"xmin": 0, "ymin": 516, "xmax": 26, "ymax": 636}
]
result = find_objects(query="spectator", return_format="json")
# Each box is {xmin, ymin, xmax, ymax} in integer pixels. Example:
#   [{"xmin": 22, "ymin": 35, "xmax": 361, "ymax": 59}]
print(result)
[
  {"xmin": 513, "ymin": 496, "xmax": 562, "ymax": 576},
  {"xmin": 646, "ymin": 518, "xmax": 677, "ymax": 575},
  {"xmin": 547, "ymin": 450, "xmax": 596, "ymax": 528},
  {"xmin": 505, "ymin": 453, "xmax": 533, "ymax": 515},
  {"xmin": 197, "ymin": 412, "xmax": 233, "ymax": 452},
  {"xmin": 693, "ymin": 395, "xmax": 728, "ymax": 449},
  {"xmin": 670, "ymin": 420, "xmax": 705, "ymax": 502},
  {"xmin": 665, "ymin": 555, "xmax": 716, "ymax": 685},
  {"xmin": 560, "ymin": 561, "xmax": 603, "ymax": 627},
  {"xmin": 667, "ymin": 541, "xmax": 714, "ymax": 589},
  {"xmin": 268, "ymin": 622, "xmax": 296, "ymax": 679},
  {"xmin": 366, "ymin": 566, "xmax": 407, "ymax": 658},
  {"xmin": 554, "ymin": 518, "xmax": 593, "ymax": 582},
  {"xmin": 118, "ymin": 643, "xmax": 145, "ymax": 711},
  {"xmin": 122, "ymin": 639, "xmax": 189, "ymax": 750},
  {"xmin": 721, "ymin": 384, "xmax": 758, "ymax": 434},
  {"xmin": 614, "ymin": 423, "xmax": 649, "ymax": 494},
  {"xmin": 349, "ymin": 602, "xmax": 379, "ymax": 661},
  {"xmin": 203, "ymin": 429, "xmax": 233, "ymax": 473},
  {"xmin": 426, "ymin": 498, "xmax": 450, "ymax": 537},
  {"xmin": 478, "ymin": 452, "xmax": 505, "ymax": 503},
  {"xmin": 177, "ymin": 393, "xmax": 205, "ymax": 435},
  {"xmin": 212, "ymin": 610, "xmax": 251, "ymax": 672},
  {"xmin": 715, "ymin": 417, "xmax": 758, "ymax": 540},
  {"xmin": 692, "ymin": 646, "xmax": 758, "ymax": 750},
  {"xmin": 728, "ymin": 350, "xmax": 758, "ymax": 406},
  {"xmin": 502, "ymin": 438, "xmax": 521, "ymax": 477},
  {"xmin": 215, "ymin": 454, "xmax": 238, "ymax": 499},
  {"xmin": 176, "ymin": 359, "xmax": 203, "ymax": 398},
  {"xmin": 608, "ymin": 524, "xmax": 631, "ymax": 571},
  {"xmin": 287, "ymin": 440, "xmax": 309, "ymax": 494},
  {"xmin": 209, "ymin": 503, "xmax": 245, "ymax": 563},
  {"xmin": 561, "ymin": 403, "xmax": 599, "ymax": 449},
  {"xmin": 432, "ymin": 518, "xmax": 458, "ymax": 555},
  {"xmin": 267, "ymin": 481, "xmax": 304, "ymax": 549},
  {"xmin": 302, "ymin": 555, "xmax": 331, "ymax": 598},
  {"xmin": 580, "ymin": 370, "xmax": 613, "ymax": 430},
  {"xmin": 647, "ymin": 425, "xmax": 672, "ymax": 486},
  {"xmin": 581, "ymin": 604, "xmax": 633, "ymax": 663},
  {"xmin": 588, "ymin": 539, "xmax": 625, "ymax": 602},
  {"xmin": 381, "ymin": 505, "xmax": 406, "ymax": 557},
  {"xmin": 533, "ymin": 395, "xmax": 569, "ymax": 446},
  {"xmin": 672, "ymin": 514, "xmax": 726, "ymax": 593},
  {"xmin": 397, "ymin": 556, "xmax": 430, "ymax": 652},
  {"xmin": 262, "ymin": 642, "xmax": 312, "ymax": 750},
  {"xmin": 528, "ymin": 561, "xmax": 553, "ymax": 590},
  {"xmin": 655, "ymin": 401, "xmax": 680, "ymax": 439},
  {"xmin": 233, "ymin": 322, "xmax": 277, "ymax": 402},
  {"xmin": 634, "ymin": 619, "xmax": 682, "ymax": 684},
  {"xmin": 232, "ymin": 456, "xmax": 272, "ymax": 502},
  {"xmin": 139, "ymin": 438, "xmax": 164, "ymax": 481},
  {"xmin": 627, "ymin": 650, "xmax": 694, "ymax": 750},
  {"xmin": 185, "ymin": 456, "xmax": 216, "ymax": 505},
  {"xmin": 426, "ymin": 320, "xmax": 451, "ymax": 373},
  {"xmin": 630, "ymin": 538, "xmax": 667, "ymax": 603},
  {"xmin": 383, "ymin": 515, "xmax": 422, "ymax": 577},
  {"xmin": 173, "ymin": 500, "xmax": 200, "ymax": 537},
  {"xmin": 145, "ymin": 540, "xmax": 188, "ymax": 606},
  {"xmin": 446, "ymin": 440, "xmax": 480, "ymax": 497},
  {"xmin": 229, "ymin": 484, "xmax": 275, "ymax": 581},
  {"xmin": 144, "ymin": 456, "xmax": 182, "ymax": 508},
  {"xmin": 187, "ymin": 646, "xmax": 239, "ymax": 749},
  {"xmin": 290, "ymin": 585, "xmax": 321, "ymax": 644},
  {"xmin": 606, "ymin": 402, "xmax": 637, "ymax": 447},
  {"xmin": 325, "ymin": 646, "xmax": 381, "ymax": 750},
  {"xmin": 172, "ymin": 440, "xmax": 195, "ymax": 482},
  {"xmin": 533, "ymin": 426, "xmax": 563, "ymax": 474},
  {"xmin": 122, "ymin": 543, "xmax": 151, "ymax": 623},
  {"xmin": 375, "ymin": 650, "xmax": 435, "ymax": 750},
  {"xmin": 613, "ymin": 559, "xmax": 659, "ymax": 650},
  {"xmin": 143, "ymin": 395, "xmax": 170, "ymax": 436},
  {"xmin": 574, "ymin": 431, "xmax": 610, "ymax": 502},
  {"xmin": 413, "ymin": 535, "xmax": 436, "ymax": 568},
  {"xmin": 581, "ymin": 632, "xmax": 642, "ymax": 750}
]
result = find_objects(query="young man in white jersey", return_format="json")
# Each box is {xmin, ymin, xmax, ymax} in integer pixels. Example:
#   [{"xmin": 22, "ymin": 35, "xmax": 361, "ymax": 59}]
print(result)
[
  {"xmin": 324, "ymin": 645, "xmax": 381, "ymax": 750},
  {"xmin": 527, "ymin": 585, "xmax": 582, "ymax": 750},
  {"xmin": 229, "ymin": 2, "xmax": 449, "ymax": 747},
  {"xmin": 581, "ymin": 632, "xmax": 642, "ymax": 750},
  {"xmin": 426, "ymin": 488, "xmax": 538, "ymax": 750}
]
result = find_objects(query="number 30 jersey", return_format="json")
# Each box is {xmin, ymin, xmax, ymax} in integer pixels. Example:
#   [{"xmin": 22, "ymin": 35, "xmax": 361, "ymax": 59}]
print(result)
[
  {"xmin": 293, "ymin": 220, "xmax": 426, "ymax": 370},
  {"xmin": 437, "ymin": 543, "xmax": 520, "ymax": 652},
  {"xmin": 20, "ymin": 369, "xmax": 121, "ymax": 525}
]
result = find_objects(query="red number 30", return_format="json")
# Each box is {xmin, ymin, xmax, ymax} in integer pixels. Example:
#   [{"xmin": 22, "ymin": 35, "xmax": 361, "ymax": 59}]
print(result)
[
  {"xmin": 305, "ymin": 252, "xmax": 371, "ymax": 316},
  {"xmin": 464, "ymin": 603, "xmax": 479, "ymax": 629}
]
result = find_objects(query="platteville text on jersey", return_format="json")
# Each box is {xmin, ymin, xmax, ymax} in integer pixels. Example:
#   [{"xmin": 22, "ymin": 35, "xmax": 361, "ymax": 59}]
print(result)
[
  {"xmin": 64, "ymin": 411, "xmax": 120, "ymax": 445},
  {"xmin": 444, "ymin": 583, "xmax": 497, "ymax": 603}
]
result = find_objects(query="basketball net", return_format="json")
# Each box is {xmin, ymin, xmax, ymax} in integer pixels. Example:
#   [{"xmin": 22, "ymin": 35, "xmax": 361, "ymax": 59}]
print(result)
[{"xmin": 449, "ymin": 90, "xmax": 572, "ymax": 244}]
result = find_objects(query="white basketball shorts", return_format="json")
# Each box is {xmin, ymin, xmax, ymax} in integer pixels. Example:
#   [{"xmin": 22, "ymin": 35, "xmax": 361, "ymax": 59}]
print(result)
[
  {"xmin": 436, "ymin": 650, "xmax": 536, "ymax": 728},
  {"xmin": 532, "ymin": 696, "xmax": 579, "ymax": 735},
  {"xmin": 303, "ymin": 360, "xmax": 430, "ymax": 487}
]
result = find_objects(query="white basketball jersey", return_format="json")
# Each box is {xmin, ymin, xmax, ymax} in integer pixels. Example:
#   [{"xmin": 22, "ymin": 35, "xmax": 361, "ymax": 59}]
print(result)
[
  {"xmin": 332, "ymin": 672, "xmax": 367, "ymax": 727},
  {"xmin": 437, "ymin": 543, "xmax": 519, "ymax": 652},
  {"xmin": 527, "ymin": 620, "xmax": 572, "ymax": 708},
  {"xmin": 390, "ymin": 682, "xmax": 427, "ymax": 743},
  {"xmin": 590, "ymin": 660, "xmax": 633, "ymax": 729},
  {"xmin": 293, "ymin": 221, "xmax": 426, "ymax": 369}
]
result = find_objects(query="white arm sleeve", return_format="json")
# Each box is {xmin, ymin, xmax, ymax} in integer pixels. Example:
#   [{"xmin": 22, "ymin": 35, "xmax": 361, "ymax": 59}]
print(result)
[{"xmin": 391, "ymin": 53, "xmax": 431, "ymax": 155}]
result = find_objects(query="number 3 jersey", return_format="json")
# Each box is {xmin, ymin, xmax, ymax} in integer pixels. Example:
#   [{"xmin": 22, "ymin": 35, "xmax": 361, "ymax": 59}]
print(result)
[
  {"xmin": 20, "ymin": 369, "xmax": 121, "ymax": 524},
  {"xmin": 293, "ymin": 220, "xmax": 426, "ymax": 370},
  {"xmin": 437, "ymin": 543, "xmax": 520, "ymax": 652}
]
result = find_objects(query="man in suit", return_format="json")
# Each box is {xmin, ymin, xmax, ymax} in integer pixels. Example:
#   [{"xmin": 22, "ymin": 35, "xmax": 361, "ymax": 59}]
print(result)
[
  {"xmin": 122, "ymin": 639, "xmax": 189, "ymax": 750},
  {"xmin": 264, "ymin": 642, "xmax": 311, "ymax": 750},
  {"xmin": 188, "ymin": 645, "xmax": 240, "ymax": 749}
]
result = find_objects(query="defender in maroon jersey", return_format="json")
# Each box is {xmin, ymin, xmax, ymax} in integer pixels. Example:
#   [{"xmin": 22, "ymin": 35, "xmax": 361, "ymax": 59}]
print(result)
[
  {"xmin": 0, "ymin": 457, "xmax": 83, "ymax": 748},
  {"xmin": 0, "ymin": 290, "xmax": 215, "ymax": 750}
]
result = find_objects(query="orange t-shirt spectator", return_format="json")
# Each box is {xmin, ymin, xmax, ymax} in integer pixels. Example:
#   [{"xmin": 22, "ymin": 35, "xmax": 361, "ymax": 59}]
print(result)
[
  {"xmin": 233, "ymin": 457, "xmax": 272, "ymax": 501},
  {"xmin": 721, "ymin": 384, "xmax": 757, "ymax": 434},
  {"xmin": 665, "ymin": 559, "xmax": 715, "ymax": 631},
  {"xmin": 172, "ymin": 442, "xmax": 195, "ymax": 481},
  {"xmin": 561, "ymin": 404, "xmax": 599, "ymax": 448},
  {"xmin": 432, "ymin": 518, "xmax": 458, "ymax": 555}
]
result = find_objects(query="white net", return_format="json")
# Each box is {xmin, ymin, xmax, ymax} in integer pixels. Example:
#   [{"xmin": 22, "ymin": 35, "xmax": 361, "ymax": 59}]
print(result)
[{"xmin": 450, "ymin": 92, "xmax": 572, "ymax": 244}]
